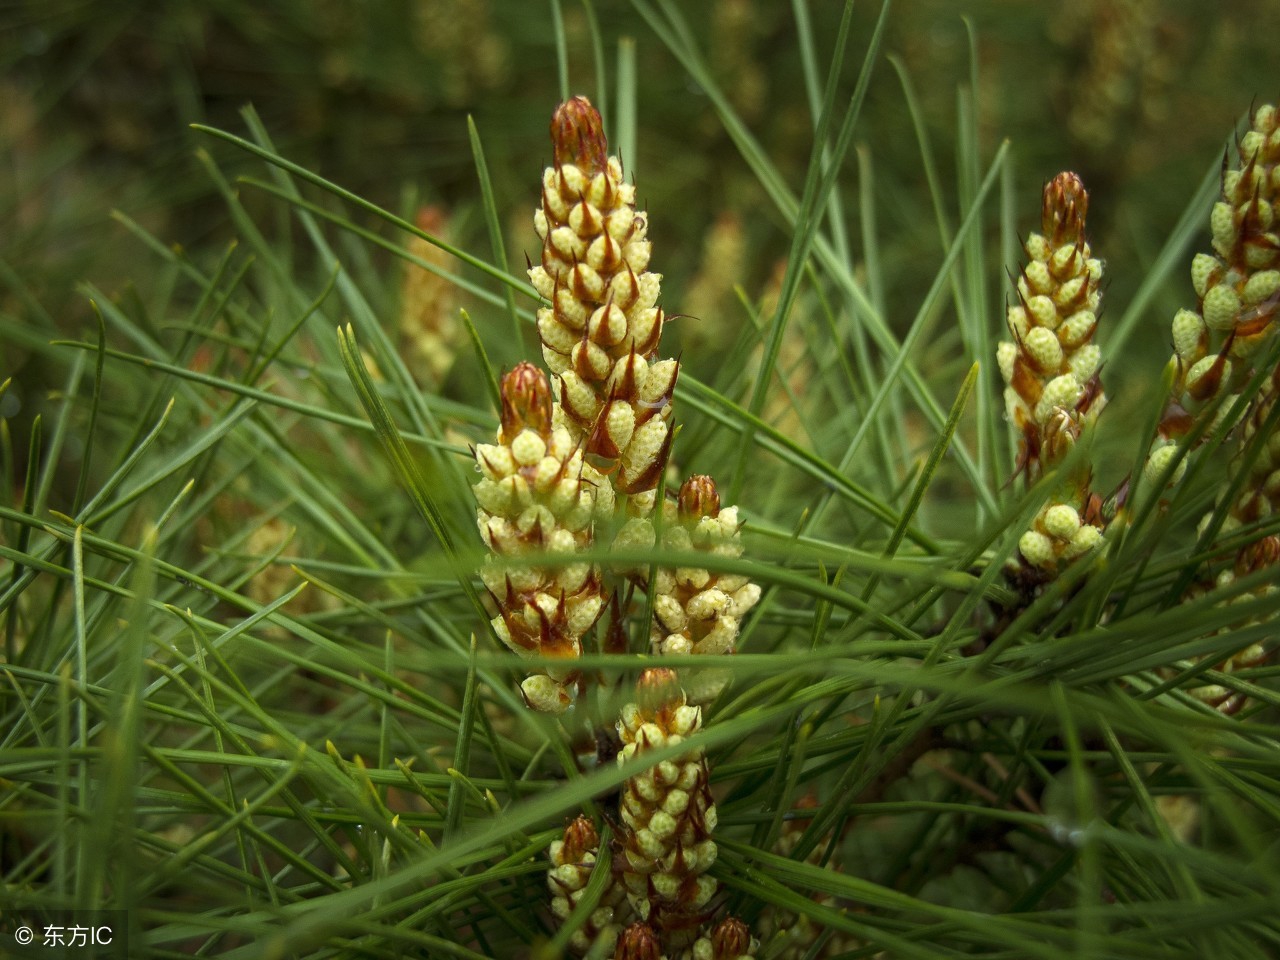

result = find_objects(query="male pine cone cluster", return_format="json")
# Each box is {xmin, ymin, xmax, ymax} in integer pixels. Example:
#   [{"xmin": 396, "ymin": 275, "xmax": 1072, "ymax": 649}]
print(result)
[
  {"xmin": 1154, "ymin": 104, "xmax": 1280, "ymax": 710},
  {"xmin": 471, "ymin": 97, "xmax": 762, "ymax": 955},
  {"xmin": 615, "ymin": 475, "xmax": 761, "ymax": 703},
  {"xmin": 473, "ymin": 362, "xmax": 612, "ymax": 713},
  {"xmin": 531, "ymin": 96, "xmax": 677, "ymax": 497},
  {"xmin": 997, "ymin": 172, "xmax": 1108, "ymax": 575},
  {"xmin": 547, "ymin": 670, "xmax": 757, "ymax": 958},
  {"xmin": 1165, "ymin": 105, "xmax": 1280, "ymax": 432}
]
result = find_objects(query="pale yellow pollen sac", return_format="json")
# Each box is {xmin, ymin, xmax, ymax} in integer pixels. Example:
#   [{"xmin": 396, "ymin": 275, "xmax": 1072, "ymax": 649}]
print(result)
[
  {"xmin": 1187, "ymin": 253, "xmax": 1218, "ymax": 299},
  {"xmin": 1069, "ymin": 343, "xmax": 1102, "ymax": 382},
  {"xmin": 1006, "ymin": 304, "xmax": 1030, "ymax": 341},
  {"xmin": 559, "ymin": 164, "xmax": 588, "ymax": 198},
  {"xmin": 551, "ymin": 224, "xmax": 587, "ymax": 261},
  {"xmin": 674, "ymin": 565, "xmax": 711, "ymax": 591},
  {"xmin": 551, "ymin": 288, "xmax": 589, "ymax": 330},
  {"xmin": 1255, "ymin": 199, "xmax": 1275, "ymax": 231},
  {"xmin": 510, "ymin": 429, "xmax": 548, "ymax": 466},
  {"xmin": 1023, "ymin": 326, "xmax": 1064, "ymax": 372},
  {"xmin": 620, "ymin": 418, "xmax": 669, "ymax": 483},
  {"xmin": 1043, "ymin": 503, "xmax": 1082, "ymax": 541},
  {"xmin": 648, "ymin": 810, "xmax": 678, "ymax": 839},
  {"xmin": 654, "ymin": 594, "xmax": 687, "ymax": 632},
  {"xmin": 1240, "ymin": 130, "xmax": 1265, "ymax": 161},
  {"xmin": 1049, "ymin": 244, "xmax": 1079, "ymax": 275},
  {"xmin": 641, "ymin": 359, "xmax": 678, "ymax": 405},
  {"xmin": 628, "ymin": 308, "xmax": 662, "ymax": 353},
  {"xmin": 662, "ymin": 789, "xmax": 690, "ymax": 817},
  {"xmin": 533, "ymin": 207, "xmax": 552, "ymax": 242},
  {"xmin": 660, "ymin": 633, "xmax": 692, "ymax": 656},
  {"xmin": 603, "ymin": 399, "xmax": 637, "ymax": 451},
  {"xmin": 568, "ymin": 200, "xmax": 604, "ymax": 236},
  {"xmin": 1144, "ymin": 442, "xmax": 1187, "ymax": 488},
  {"xmin": 572, "ymin": 338, "xmax": 613, "ymax": 379},
  {"xmin": 1024, "ymin": 233, "xmax": 1050, "ymax": 261},
  {"xmin": 585, "ymin": 233, "xmax": 621, "ymax": 272},
  {"xmin": 672, "ymin": 704, "xmax": 700, "ymax": 737},
  {"xmin": 1024, "ymin": 260, "xmax": 1053, "ymax": 296},
  {"xmin": 1247, "ymin": 236, "xmax": 1280, "ymax": 269},
  {"xmin": 635, "ymin": 828, "xmax": 665, "ymax": 859},
  {"xmin": 473, "ymin": 482, "xmax": 510, "ymax": 519},
  {"xmin": 1202, "ymin": 283, "xmax": 1242, "ymax": 332},
  {"xmin": 686, "ymin": 587, "xmax": 729, "ymax": 622},
  {"xmin": 696, "ymin": 619, "xmax": 738, "ymax": 657},
  {"xmin": 1186, "ymin": 355, "xmax": 1229, "ymax": 397},
  {"xmin": 605, "ymin": 208, "xmax": 635, "ymax": 241},
  {"xmin": 623, "ymin": 237, "xmax": 653, "ymax": 274},
  {"xmin": 1034, "ymin": 374, "xmax": 1084, "ymax": 424},
  {"xmin": 1057, "ymin": 310, "xmax": 1096, "ymax": 349},
  {"xmin": 1243, "ymin": 269, "xmax": 1280, "ymax": 306},
  {"xmin": 558, "ymin": 370, "xmax": 602, "ymax": 425},
  {"xmin": 1004, "ymin": 386, "xmax": 1028, "ymax": 426},
  {"xmin": 1026, "ymin": 295, "xmax": 1059, "ymax": 330},
  {"xmin": 637, "ymin": 271, "xmax": 665, "ymax": 312},
  {"xmin": 1211, "ymin": 202, "xmax": 1236, "ymax": 253},
  {"xmin": 1053, "ymin": 275, "xmax": 1087, "ymax": 309},
  {"xmin": 996, "ymin": 340, "xmax": 1018, "ymax": 384},
  {"xmin": 655, "ymin": 759, "xmax": 681, "ymax": 785},
  {"xmin": 521, "ymin": 675, "xmax": 572, "ymax": 714},
  {"xmin": 588, "ymin": 302, "xmax": 629, "ymax": 346},
  {"xmin": 730, "ymin": 583, "xmax": 762, "ymax": 616},
  {"xmin": 1171, "ymin": 308, "xmax": 1207, "ymax": 362},
  {"xmin": 1019, "ymin": 529, "xmax": 1056, "ymax": 569},
  {"xmin": 1063, "ymin": 523, "xmax": 1103, "ymax": 559},
  {"xmin": 530, "ymin": 265, "xmax": 555, "ymax": 299}
]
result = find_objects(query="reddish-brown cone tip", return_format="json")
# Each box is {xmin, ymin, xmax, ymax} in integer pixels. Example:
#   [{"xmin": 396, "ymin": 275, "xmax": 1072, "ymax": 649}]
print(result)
[
  {"xmin": 561, "ymin": 815, "xmax": 599, "ymax": 863},
  {"xmin": 614, "ymin": 922, "xmax": 662, "ymax": 960},
  {"xmin": 499, "ymin": 362, "xmax": 553, "ymax": 440},
  {"xmin": 1041, "ymin": 171, "xmax": 1089, "ymax": 246},
  {"xmin": 552, "ymin": 96, "xmax": 608, "ymax": 173},
  {"xmin": 636, "ymin": 667, "xmax": 682, "ymax": 715},
  {"xmin": 678, "ymin": 475, "xmax": 721, "ymax": 521},
  {"xmin": 711, "ymin": 917, "xmax": 752, "ymax": 959}
]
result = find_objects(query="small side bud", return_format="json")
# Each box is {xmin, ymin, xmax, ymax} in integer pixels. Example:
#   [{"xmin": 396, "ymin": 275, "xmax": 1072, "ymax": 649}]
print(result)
[
  {"xmin": 561, "ymin": 815, "xmax": 599, "ymax": 864},
  {"xmin": 678, "ymin": 475, "xmax": 721, "ymax": 520},
  {"xmin": 614, "ymin": 922, "xmax": 663, "ymax": 960},
  {"xmin": 636, "ymin": 667, "xmax": 682, "ymax": 714},
  {"xmin": 711, "ymin": 916, "xmax": 755, "ymax": 959},
  {"xmin": 499, "ymin": 362, "xmax": 554, "ymax": 440}
]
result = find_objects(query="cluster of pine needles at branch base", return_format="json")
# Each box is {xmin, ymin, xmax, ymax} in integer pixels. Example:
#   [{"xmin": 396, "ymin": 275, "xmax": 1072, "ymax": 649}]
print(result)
[{"xmin": 3, "ymin": 5, "xmax": 1280, "ymax": 959}]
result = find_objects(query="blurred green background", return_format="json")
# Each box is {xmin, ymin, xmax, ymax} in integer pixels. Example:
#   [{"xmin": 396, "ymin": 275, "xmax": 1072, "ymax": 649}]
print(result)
[{"xmin": 3, "ymin": 0, "xmax": 1279, "ymax": 469}]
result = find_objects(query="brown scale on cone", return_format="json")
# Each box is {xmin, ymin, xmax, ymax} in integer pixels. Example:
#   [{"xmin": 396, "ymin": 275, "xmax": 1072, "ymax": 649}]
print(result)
[
  {"xmin": 996, "ymin": 172, "xmax": 1109, "ymax": 576},
  {"xmin": 472, "ymin": 364, "xmax": 616, "ymax": 713},
  {"xmin": 530, "ymin": 96, "xmax": 678, "ymax": 495},
  {"xmin": 614, "ymin": 669, "xmax": 719, "ymax": 949}
]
